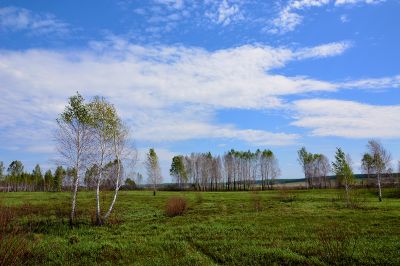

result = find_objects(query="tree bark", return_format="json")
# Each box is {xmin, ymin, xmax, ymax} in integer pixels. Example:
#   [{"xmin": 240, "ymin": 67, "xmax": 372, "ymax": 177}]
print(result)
[
  {"xmin": 70, "ymin": 175, "xmax": 79, "ymax": 226},
  {"xmin": 377, "ymin": 174, "xmax": 382, "ymax": 202},
  {"xmin": 104, "ymin": 157, "xmax": 121, "ymax": 220}
]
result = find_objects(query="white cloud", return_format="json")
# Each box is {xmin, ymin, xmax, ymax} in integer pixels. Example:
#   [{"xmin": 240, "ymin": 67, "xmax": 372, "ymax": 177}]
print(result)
[
  {"xmin": 268, "ymin": 0, "xmax": 329, "ymax": 34},
  {"xmin": 295, "ymin": 41, "xmax": 352, "ymax": 59},
  {"xmin": 335, "ymin": 0, "xmax": 385, "ymax": 6},
  {"xmin": 0, "ymin": 6, "xmax": 69, "ymax": 35},
  {"xmin": 268, "ymin": 0, "xmax": 385, "ymax": 34},
  {"xmin": 2, "ymin": 42, "xmax": 323, "ymax": 150},
  {"xmin": 205, "ymin": 0, "xmax": 244, "ymax": 26},
  {"xmin": 154, "ymin": 0, "xmax": 185, "ymax": 10},
  {"xmin": 341, "ymin": 75, "xmax": 400, "ymax": 89},
  {"xmin": 0, "ymin": 40, "xmax": 398, "ymax": 153},
  {"xmin": 292, "ymin": 99, "xmax": 400, "ymax": 138}
]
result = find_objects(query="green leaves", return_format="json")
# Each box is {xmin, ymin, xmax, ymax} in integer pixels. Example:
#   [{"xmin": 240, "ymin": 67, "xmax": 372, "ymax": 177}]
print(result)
[
  {"xmin": 170, "ymin": 156, "xmax": 187, "ymax": 182},
  {"xmin": 88, "ymin": 96, "xmax": 119, "ymax": 138},
  {"xmin": 60, "ymin": 92, "xmax": 91, "ymax": 124},
  {"xmin": 332, "ymin": 148, "xmax": 354, "ymax": 186}
]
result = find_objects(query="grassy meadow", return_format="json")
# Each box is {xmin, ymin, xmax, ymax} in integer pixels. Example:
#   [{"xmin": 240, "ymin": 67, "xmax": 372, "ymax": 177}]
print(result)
[{"xmin": 1, "ymin": 189, "xmax": 400, "ymax": 265}]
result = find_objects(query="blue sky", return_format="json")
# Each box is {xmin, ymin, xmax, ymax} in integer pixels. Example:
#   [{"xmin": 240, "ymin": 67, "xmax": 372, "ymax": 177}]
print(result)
[{"xmin": 1, "ymin": 0, "xmax": 400, "ymax": 181}]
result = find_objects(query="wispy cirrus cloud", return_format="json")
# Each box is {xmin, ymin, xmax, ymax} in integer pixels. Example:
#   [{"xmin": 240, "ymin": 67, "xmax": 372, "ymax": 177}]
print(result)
[
  {"xmin": 335, "ymin": 0, "xmax": 385, "ymax": 6},
  {"xmin": 268, "ymin": 0, "xmax": 385, "ymax": 34},
  {"xmin": 340, "ymin": 75, "xmax": 400, "ymax": 89},
  {"xmin": 0, "ymin": 6, "xmax": 70, "ymax": 35},
  {"xmin": 295, "ymin": 41, "xmax": 352, "ymax": 59}
]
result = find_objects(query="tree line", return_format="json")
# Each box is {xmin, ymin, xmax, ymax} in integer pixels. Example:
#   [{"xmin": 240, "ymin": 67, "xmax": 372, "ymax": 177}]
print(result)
[
  {"xmin": 141, "ymin": 140, "xmax": 399, "ymax": 203},
  {"xmin": 143, "ymin": 149, "xmax": 281, "ymax": 193},
  {"xmin": 0, "ymin": 161, "xmax": 64, "ymax": 192}
]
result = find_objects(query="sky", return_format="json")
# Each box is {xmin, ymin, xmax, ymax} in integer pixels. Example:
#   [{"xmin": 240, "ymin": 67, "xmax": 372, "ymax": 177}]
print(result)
[{"xmin": 1, "ymin": 0, "xmax": 400, "ymax": 181}]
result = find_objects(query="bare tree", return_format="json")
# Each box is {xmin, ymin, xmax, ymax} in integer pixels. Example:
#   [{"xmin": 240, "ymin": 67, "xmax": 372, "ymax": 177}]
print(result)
[
  {"xmin": 55, "ymin": 92, "xmax": 93, "ymax": 226},
  {"xmin": 260, "ymin": 150, "xmax": 280, "ymax": 190},
  {"xmin": 318, "ymin": 155, "xmax": 331, "ymax": 188},
  {"xmin": 366, "ymin": 140, "xmax": 392, "ymax": 202},
  {"xmin": 311, "ymin": 154, "xmax": 330, "ymax": 188},
  {"xmin": 145, "ymin": 148, "xmax": 162, "ymax": 196}
]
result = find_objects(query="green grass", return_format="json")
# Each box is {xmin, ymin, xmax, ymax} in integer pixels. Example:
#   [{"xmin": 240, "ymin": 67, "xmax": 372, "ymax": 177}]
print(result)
[{"xmin": 1, "ymin": 189, "xmax": 400, "ymax": 265}]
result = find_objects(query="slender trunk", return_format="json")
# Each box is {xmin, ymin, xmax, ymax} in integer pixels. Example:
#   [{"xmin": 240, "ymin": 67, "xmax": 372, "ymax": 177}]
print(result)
[
  {"xmin": 70, "ymin": 174, "xmax": 79, "ymax": 226},
  {"xmin": 96, "ymin": 179, "xmax": 101, "ymax": 225},
  {"xmin": 104, "ymin": 158, "xmax": 121, "ymax": 220},
  {"xmin": 345, "ymin": 183, "xmax": 350, "ymax": 207},
  {"xmin": 377, "ymin": 174, "xmax": 382, "ymax": 202}
]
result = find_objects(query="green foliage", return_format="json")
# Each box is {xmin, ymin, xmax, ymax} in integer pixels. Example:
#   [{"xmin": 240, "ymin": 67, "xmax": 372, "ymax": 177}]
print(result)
[
  {"xmin": 44, "ymin": 170, "xmax": 53, "ymax": 192},
  {"xmin": 124, "ymin": 178, "xmax": 136, "ymax": 190},
  {"xmin": 297, "ymin": 147, "xmax": 313, "ymax": 168},
  {"xmin": 170, "ymin": 156, "xmax": 187, "ymax": 185},
  {"xmin": 332, "ymin": 148, "xmax": 354, "ymax": 187},
  {"xmin": 88, "ymin": 96, "xmax": 119, "ymax": 140},
  {"xmin": 59, "ymin": 92, "xmax": 91, "ymax": 124},
  {"xmin": 7, "ymin": 160, "xmax": 24, "ymax": 177},
  {"xmin": 84, "ymin": 164, "xmax": 99, "ymax": 189},
  {"xmin": 53, "ymin": 166, "xmax": 65, "ymax": 192}
]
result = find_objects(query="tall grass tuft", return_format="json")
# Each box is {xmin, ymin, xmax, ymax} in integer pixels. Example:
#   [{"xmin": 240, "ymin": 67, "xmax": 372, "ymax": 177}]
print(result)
[
  {"xmin": 317, "ymin": 222, "xmax": 358, "ymax": 265},
  {"xmin": 0, "ymin": 202, "xmax": 31, "ymax": 265},
  {"xmin": 165, "ymin": 196, "xmax": 187, "ymax": 217}
]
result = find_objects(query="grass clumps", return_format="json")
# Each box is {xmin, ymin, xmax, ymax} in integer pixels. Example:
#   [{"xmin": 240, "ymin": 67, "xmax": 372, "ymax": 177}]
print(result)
[{"xmin": 165, "ymin": 196, "xmax": 187, "ymax": 217}]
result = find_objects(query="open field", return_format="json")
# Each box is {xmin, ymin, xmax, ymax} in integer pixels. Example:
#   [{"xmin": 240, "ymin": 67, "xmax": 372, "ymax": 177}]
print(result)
[{"xmin": 1, "ymin": 189, "xmax": 400, "ymax": 265}]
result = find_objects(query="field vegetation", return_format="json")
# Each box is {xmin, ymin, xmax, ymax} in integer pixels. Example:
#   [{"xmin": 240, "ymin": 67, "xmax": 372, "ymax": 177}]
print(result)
[{"xmin": 0, "ymin": 189, "xmax": 399, "ymax": 265}]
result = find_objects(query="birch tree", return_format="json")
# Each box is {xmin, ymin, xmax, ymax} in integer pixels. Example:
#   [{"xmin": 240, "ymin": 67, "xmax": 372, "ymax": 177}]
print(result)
[
  {"xmin": 297, "ymin": 147, "xmax": 313, "ymax": 188},
  {"xmin": 361, "ymin": 153, "xmax": 374, "ymax": 187},
  {"xmin": 366, "ymin": 140, "xmax": 391, "ymax": 202},
  {"xmin": 145, "ymin": 148, "xmax": 162, "ymax": 196},
  {"xmin": 260, "ymin": 150, "xmax": 280, "ymax": 190},
  {"xmin": 55, "ymin": 92, "xmax": 93, "ymax": 226},
  {"xmin": 318, "ymin": 155, "xmax": 331, "ymax": 188},
  {"xmin": 88, "ymin": 96, "xmax": 117, "ymax": 225},
  {"xmin": 103, "ymin": 121, "xmax": 132, "ymax": 221},
  {"xmin": 332, "ymin": 148, "xmax": 354, "ymax": 206}
]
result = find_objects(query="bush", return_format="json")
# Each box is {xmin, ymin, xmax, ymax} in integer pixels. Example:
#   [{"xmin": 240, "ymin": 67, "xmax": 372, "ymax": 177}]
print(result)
[{"xmin": 165, "ymin": 196, "xmax": 187, "ymax": 217}]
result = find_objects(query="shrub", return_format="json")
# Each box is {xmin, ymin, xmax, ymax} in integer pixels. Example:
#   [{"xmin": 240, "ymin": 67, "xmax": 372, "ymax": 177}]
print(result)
[{"xmin": 165, "ymin": 196, "xmax": 187, "ymax": 217}]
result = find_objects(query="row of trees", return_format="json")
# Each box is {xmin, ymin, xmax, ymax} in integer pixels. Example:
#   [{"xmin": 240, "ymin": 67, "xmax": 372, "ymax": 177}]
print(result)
[
  {"xmin": 0, "ymin": 161, "xmax": 65, "ymax": 192},
  {"xmin": 143, "ymin": 139, "xmax": 396, "ymax": 200},
  {"xmin": 163, "ymin": 149, "xmax": 280, "ymax": 191},
  {"xmin": 299, "ymin": 139, "xmax": 397, "ymax": 203},
  {"xmin": 297, "ymin": 148, "xmax": 331, "ymax": 189}
]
